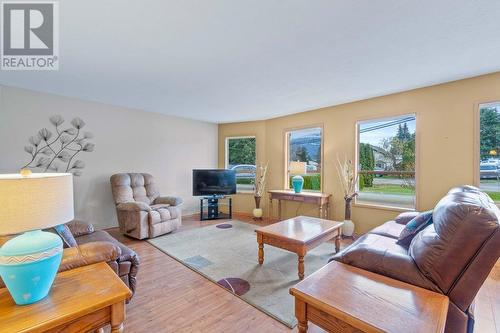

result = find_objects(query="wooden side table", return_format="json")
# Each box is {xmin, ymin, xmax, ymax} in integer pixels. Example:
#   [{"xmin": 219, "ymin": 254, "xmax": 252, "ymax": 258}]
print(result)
[
  {"xmin": 0, "ymin": 262, "xmax": 132, "ymax": 333},
  {"xmin": 268, "ymin": 190, "xmax": 331, "ymax": 220},
  {"xmin": 290, "ymin": 261, "xmax": 449, "ymax": 333}
]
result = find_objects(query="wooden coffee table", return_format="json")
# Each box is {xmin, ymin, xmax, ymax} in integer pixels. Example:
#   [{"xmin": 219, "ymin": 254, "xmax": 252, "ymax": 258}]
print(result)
[
  {"xmin": 255, "ymin": 216, "xmax": 343, "ymax": 280},
  {"xmin": 290, "ymin": 261, "xmax": 449, "ymax": 333}
]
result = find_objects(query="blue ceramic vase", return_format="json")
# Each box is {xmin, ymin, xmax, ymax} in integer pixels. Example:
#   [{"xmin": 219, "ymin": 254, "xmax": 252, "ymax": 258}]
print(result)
[
  {"xmin": 292, "ymin": 175, "xmax": 304, "ymax": 193},
  {"xmin": 0, "ymin": 230, "xmax": 63, "ymax": 305}
]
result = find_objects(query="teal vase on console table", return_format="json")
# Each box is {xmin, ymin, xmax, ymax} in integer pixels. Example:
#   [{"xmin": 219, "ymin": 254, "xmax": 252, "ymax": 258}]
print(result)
[
  {"xmin": 292, "ymin": 175, "xmax": 304, "ymax": 193},
  {"xmin": 0, "ymin": 171, "xmax": 74, "ymax": 305}
]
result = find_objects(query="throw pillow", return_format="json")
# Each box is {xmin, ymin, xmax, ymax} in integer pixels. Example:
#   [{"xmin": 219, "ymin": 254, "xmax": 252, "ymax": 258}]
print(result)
[
  {"xmin": 396, "ymin": 210, "xmax": 433, "ymax": 247},
  {"xmin": 47, "ymin": 224, "xmax": 78, "ymax": 248}
]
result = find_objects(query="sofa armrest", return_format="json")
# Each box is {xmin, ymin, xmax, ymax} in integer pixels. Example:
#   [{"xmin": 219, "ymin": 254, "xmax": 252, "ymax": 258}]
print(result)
[
  {"xmin": 117, "ymin": 201, "xmax": 151, "ymax": 212},
  {"xmin": 154, "ymin": 196, "xmax": 183, "ymax": 206},
  {"xmin": 59, "ymin": 241, "xmax": 121, "ymax": 272},
  {"xmin": 66, "ymin": 219, "xmax": 95, "ymax": 237},
  {"xmin": 394, "ymin": 211, "xmax": 420, "ymax": 225}
]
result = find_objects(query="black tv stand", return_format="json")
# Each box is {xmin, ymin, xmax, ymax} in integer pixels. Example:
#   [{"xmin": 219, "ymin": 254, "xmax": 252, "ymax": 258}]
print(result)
[{"xmin": 199, "ymin": 195, "xmax": 232, "ymax": 221}]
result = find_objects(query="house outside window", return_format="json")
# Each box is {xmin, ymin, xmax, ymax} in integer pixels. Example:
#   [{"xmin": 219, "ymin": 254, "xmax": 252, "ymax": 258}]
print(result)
[
  {"xmin": 479, "ymin": 102, "xmax": 500, "ymax": 201},
  {"xmin": 285, "ymin": 127, "xmax": 322, "ymax": 191},
  {"xmin": 225, "ymin": 136, "xmax": 256, "ymax": 193},
  {"xmin": 356, "ymin": 115, "xmax": 416, "ymax": 209}
]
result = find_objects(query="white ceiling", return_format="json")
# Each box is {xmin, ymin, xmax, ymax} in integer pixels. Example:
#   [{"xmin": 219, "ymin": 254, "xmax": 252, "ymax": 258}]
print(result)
[{"xmin": 2, "ymin": 0, "xmax": 500, "ymax": 123}]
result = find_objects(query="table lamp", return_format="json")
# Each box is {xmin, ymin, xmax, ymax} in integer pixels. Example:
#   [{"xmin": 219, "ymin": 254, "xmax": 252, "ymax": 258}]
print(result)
[
  {"xmin": 0, "ymin": 171, "xmax": 74, "ymax": 305},
  {"xmin": 289, "ymin": 161, "xmax": 307, "ymax": 193}
]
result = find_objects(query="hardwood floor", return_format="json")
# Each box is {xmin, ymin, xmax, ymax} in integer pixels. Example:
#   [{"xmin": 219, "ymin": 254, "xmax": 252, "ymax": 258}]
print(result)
[{"xmin": 107, "ymin": 214, "xmax": 499, "ymax": 333}]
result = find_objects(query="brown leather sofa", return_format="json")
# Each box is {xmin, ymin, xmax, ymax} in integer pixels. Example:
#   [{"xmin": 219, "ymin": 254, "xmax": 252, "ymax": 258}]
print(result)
[
  {"xmin": 0, "ymin": 220, "xmax": 139, "ymax": 300},
  {"xmin": 332, "ymin": 186, "xmax": 500, "ymax": 333},
  {"xmin": 110, "ymin": 173, "xmax": 183, "ymax": 239},
  {"xmin": 67, "ymin": 220, "xmax": 140, "ymax": 297}
]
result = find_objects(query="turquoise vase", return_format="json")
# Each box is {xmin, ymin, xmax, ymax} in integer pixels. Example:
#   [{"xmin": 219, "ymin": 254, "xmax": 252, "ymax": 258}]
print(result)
[
  {"xmin": 292, "ymin": 175, "xmax": 304, "ymax": 193},
  {"xmin": 0, "ymin": 230, "xmax": 63, "ymax": 305}
]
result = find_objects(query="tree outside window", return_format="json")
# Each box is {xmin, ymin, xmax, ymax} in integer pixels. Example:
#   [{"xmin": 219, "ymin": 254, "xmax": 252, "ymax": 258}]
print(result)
[
  {"xmin": 357, "ymin": 115, "xmax": 416, "ymax": 209},
  {"xmin": 479, "ymin": 103, "xmax": 500, "ymax": 201},
  {"xmin": 225, "ymin": 137, "xmax": 256, "ymax": 192}
]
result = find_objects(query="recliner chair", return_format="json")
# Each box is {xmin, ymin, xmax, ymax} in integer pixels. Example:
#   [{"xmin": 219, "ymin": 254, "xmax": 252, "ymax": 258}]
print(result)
[{"xmin": 110, "ymin": 173, "xmax": 183, "ymax": 239}]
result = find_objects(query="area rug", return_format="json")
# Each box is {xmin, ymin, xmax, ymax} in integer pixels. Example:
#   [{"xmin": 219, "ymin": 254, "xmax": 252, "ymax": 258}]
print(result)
[{"xmin": 147, "ymin": 220, "xmax": 338, "ymax": 328}]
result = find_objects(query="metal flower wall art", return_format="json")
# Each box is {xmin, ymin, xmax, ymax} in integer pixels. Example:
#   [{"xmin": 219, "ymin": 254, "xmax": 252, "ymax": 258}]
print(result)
[{"xmin": 21, "ymin": 115, "xmax": 95, "ymax": 176}]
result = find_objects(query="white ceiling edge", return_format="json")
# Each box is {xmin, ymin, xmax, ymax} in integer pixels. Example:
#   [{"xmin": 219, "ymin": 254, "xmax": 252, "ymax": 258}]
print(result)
[{"xmin": 3, "ymin": 69, "xmax": 498, "ymax": 125}]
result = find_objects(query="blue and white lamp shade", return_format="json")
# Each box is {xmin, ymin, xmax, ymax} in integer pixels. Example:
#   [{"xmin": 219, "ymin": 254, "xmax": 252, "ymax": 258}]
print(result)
[
  {"xmin": 0, "ymin": 230, "xmax": 63, "ymax": 305},
  {"xmin": 292, "ymin": 175, "xmax": 304, "ymax": 193}
]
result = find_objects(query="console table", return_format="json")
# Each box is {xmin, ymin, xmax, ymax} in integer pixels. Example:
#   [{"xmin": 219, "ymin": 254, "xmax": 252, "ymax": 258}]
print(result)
[
  {"xmin": 0, "ymin": 262, "xmax": 132, "ymax": 333},
  {"xmin": 268, "ymin": 190, "xmax": 331, "ymax": 220},
  {"xmin": 290, "ymin": 261, "xmax": 449, "ymax": 333}
]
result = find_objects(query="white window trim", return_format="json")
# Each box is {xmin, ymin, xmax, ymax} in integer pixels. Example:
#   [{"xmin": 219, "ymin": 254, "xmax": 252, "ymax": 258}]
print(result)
[
  {"xmin": 354, "ymin": 113, "xmax": 418, "ymax": 210},
  {"xmin": 225, "ymin": 136, "xmax": 256, "ymax": 194},
  {"xmin": 283, "ymin": 126, "xmax": 324, "ymax": 192}
]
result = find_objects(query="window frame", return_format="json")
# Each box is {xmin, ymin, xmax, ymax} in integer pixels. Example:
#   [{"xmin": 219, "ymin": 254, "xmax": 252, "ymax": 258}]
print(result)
[
  {"xmin": 474, "ymin": 101, "xmax": 500, "ymax": 203},
  {"xmin": 354, "ymin": 113, "xmax": 418, "ymax": 211},
  {"xmin": 224, "ymin": 135, "xmax": 257, "ymax": 194},
  {"xmin": 283, "ymin": 125, "xmax": 324, "ymax": 192}
]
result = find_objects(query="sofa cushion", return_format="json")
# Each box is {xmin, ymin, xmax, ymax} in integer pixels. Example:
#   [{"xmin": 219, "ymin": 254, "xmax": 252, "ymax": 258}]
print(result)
[
  {"xmin": 149, "ymin": 206, "xmax": 172, "ymax": 225},
  {"xmin": 332, "ymin": 233, "xmax": 440, "ymax": 292},
  {"xmin": 396, "ymin": 210, "xmax": 433, "ymax": 247},
  {"xmin": 370, "ymin": 220, "xmax": 405, "ymax": 239}
]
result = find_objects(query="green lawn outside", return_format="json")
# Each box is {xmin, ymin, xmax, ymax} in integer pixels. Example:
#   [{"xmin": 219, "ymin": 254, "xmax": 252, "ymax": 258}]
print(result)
[
  {"xmin": 236, "ymin": 178, "xmax": 254, "ymax": 185},
  {"xmin": 485, "ymin": 191, "xmax": 500, "ymax": 201},
  {"xmin": 361, "ymin": 184, "xmax": 415, "ymax": 195},
  {"xmin": 289, "ymin": 174, "xmax": 321, "ymax": 191},
  {"xmin": 481, "ymin": 179, "xmax": 500, "ymax": 184}
]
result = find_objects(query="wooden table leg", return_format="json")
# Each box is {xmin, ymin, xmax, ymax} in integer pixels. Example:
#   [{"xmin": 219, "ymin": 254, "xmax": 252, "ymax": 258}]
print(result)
[
  {"xmin": 278, "ymin": 199, "xmax": 282, "ymax": 220},
  {"xmin": 319, "ymin": 204, "xmax": 323, "ymax": 218},
  {"xmin": 335, "ymin": 228, "xmax": 342, "ymax": 253},
  {"xmin": 269, "ymin": 197, "xmax": 273, "ymax": 220},
  {"xmin": 257, "ymin": 234, "xmax": 264, "ymax": 265},
  {"xmin": 111, "ymin": 301, "xmax": 125, "ymax": 333},
  {"xmin": 298, "ymin": 251, "xmax": 305, "ymax": 280},
  {"xmin": 295, "ymin": 298, "xmax": 308, "ymax": 333}
]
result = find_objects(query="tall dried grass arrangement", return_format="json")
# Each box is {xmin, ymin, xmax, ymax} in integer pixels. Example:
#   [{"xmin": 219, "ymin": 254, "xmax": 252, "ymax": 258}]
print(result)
[
  {"xmin": 254, "ymin": 163, "xmax": 268, "ymax": 198},
  {"xmin": 336, "ymin": 157, "xmax": 358, "ymax": 200}
]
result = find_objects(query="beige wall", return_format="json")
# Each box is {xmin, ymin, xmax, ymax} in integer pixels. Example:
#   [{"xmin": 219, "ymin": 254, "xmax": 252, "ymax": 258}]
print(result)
[
  {"xmin": 219, "ymin": 72, "xmax": 500, "ymax": 233},
  {"xmin": 0, "ymin": 85, "xmax": 218, "ymax": 229}
]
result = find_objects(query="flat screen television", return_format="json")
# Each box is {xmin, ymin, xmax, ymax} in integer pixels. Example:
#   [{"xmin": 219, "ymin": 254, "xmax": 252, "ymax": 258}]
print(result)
[{"xmin": 193, "ymin": 169, "xmax": 236, "ymax": 196}]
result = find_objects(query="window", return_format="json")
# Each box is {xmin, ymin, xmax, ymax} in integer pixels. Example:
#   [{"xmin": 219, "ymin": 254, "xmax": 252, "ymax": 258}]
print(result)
[
  {"xmin": 356, "ymin": 115, "xmax": 416, "ymax": 209},
  {"xmin": 225, "ymin": 136, "xmax": 256, "ymax": 192},
  {"xmin": 479, "ymin": 102, "xmax": 500, "ymax": 201},
  {"xmin": 285, "ymin": 127, "xmax": 322, "ymax": 191}
]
